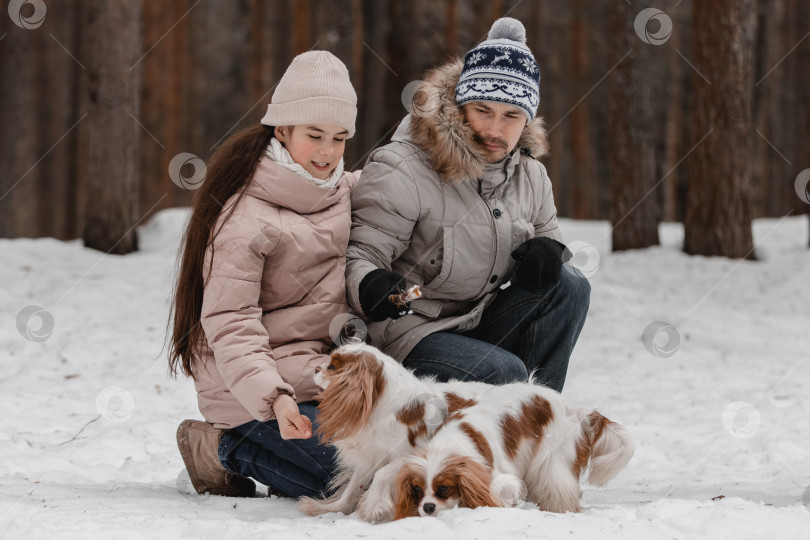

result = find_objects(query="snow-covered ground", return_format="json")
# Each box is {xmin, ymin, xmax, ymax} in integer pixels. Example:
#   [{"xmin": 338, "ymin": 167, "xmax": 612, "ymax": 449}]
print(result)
[{"xmin": 1, "ymin": 209, "xmax": 809, "ymax": 539}]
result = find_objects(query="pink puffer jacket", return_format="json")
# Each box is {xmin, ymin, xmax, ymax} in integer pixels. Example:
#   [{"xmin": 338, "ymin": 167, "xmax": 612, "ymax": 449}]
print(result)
[{"xmin": 192, "ymin": 156, "xmax": 358, "ymax": 429}]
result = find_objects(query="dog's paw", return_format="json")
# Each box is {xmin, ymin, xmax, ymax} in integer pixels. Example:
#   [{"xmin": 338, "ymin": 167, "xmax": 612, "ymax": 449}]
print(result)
[
  {"xmin": 297, "ymin": 496, "xmax": 330, "ymax": 516},
  {"xmin": 355, "ymin": 491, "xmax": 393, "ymax": 523},
  {"xmin": 490, "ymin": 473, "xmax": 527, "ymax": 507}
]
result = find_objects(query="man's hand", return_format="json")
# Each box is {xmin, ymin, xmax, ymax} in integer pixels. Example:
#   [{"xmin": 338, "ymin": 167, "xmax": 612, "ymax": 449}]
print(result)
[
  {"xmin": 510, "ymin": 237, "xmax": 567, "ymax": 291},
  {"xmin": 272, "ymin": 394, "xmax": 312, "ymax": 440},
  {"xmin": 358, "ymin": 269, "xmax": 409, "ymax": 321}
]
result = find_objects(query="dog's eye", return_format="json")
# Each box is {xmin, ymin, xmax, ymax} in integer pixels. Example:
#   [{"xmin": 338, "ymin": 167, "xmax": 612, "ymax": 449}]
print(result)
[
  {"xmin": 411, "ymin": 485, "xmax": 423, "ymax": 497},
  {"xmin": 436, "ymin": 485, "xmax": 450, "ymax": 498},
  {"xmin": 327, "ymin": 363, "xmax": 336, "ymax": 371}
]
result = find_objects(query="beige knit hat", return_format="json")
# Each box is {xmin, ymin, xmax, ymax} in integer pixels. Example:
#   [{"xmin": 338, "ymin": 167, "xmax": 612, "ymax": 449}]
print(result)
[{"xmin": 260, "ymin": 51, "xmax": 357, "ymax": 137}]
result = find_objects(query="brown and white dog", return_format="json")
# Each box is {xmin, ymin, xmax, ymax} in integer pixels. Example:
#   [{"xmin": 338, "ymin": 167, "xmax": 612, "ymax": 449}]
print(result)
[
  {"xmin": 297, "ymin": 343, "xmax": 491, "ymax": 520},
  {"xmin": 389, "ymin": 383, "xmax": 635, "ymax": 519}
]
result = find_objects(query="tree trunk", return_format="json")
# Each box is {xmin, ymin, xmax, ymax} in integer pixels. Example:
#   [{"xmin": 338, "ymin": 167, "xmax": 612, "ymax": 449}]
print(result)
[
  {"xmin": 42, "ymin": 0, "xmax": 82, "ymax": 239},
  {"xmin": 607, "ymin": 0, "xmax": 660, "ymax": 251},
  {"xmin": 83, "ymin": 0, "xmax": 142, "ymax": 254},
  {"xmin": 753, "ymin": 0, "xmax": 795, "ymax": 219},
  {"xmin": 570, "ymin": 0, "xmax": 595, "ymax": 220},
  {"xmin": 684, "ymin": 0, "xmax": 756, "ymax": 259},
  {"xmin": 793, "ymin": 0, "xmax": 810, "ymax": 246},
  {"xmin": 0, "ymin": 18, "xmax": 39, "ymax": 238}
]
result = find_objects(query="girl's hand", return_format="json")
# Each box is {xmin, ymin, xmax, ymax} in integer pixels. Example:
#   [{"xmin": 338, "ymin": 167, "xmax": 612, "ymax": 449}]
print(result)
[{"xmin": 272, "ymin": 394, "xmax": 313, "ymax": 440}]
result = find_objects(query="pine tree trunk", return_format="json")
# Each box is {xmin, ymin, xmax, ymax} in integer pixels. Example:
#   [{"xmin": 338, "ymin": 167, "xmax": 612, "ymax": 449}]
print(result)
[
  {"xmin": 83, "ymin": 0, "xmax": 142, "ymax": 254},
  {"xmin": 0, "ymin": 19, "xmax": 38, "ymax": 238},
  {"xmin": 570, "ymin": 0, "xmax": 595, "ymax": 220},
  {"xmin": 794, "ymin": 0, "xmax": 810, "ymax": 246},
  {"xmin": 684, "ymin": 0, "xmax": 756, "ymax": 259},
  {"xmin": 607, "ymin": 0, "xmax": 660, "ymax": 251}
]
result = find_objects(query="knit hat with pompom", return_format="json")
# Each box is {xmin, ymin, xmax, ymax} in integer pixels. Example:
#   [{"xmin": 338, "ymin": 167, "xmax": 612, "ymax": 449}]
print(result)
[
  {"xmin": 455, "ymin": 18, "xmax": 540, "ymax": 120},
  {"xmin": 261, "ymin": 50, "xmax": 357, "ymax": 137}
]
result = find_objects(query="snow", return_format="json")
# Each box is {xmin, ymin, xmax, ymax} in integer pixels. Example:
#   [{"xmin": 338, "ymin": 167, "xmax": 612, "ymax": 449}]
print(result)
[{"xmin": 2, "ymin": 209, "xmax": 809, "ymax": 539}]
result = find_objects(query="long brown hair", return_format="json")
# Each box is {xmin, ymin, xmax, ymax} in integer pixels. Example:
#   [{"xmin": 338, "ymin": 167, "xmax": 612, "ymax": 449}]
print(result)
[{"xmin": 168, "ymin": 124, "xmax": 275, "ymax": 378}]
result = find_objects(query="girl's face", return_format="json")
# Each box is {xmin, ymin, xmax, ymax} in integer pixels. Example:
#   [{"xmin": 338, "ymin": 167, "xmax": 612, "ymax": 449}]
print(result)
[{"xmin": 274, "ymin": 124, "xmax": 348, "ymax": 180}]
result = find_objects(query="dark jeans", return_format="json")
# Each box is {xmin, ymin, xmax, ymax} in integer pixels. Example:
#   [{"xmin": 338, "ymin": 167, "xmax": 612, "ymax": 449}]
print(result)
[
  {"xmin": 403, "ymin": 269, "xmax": 590, "ymax": 392},
  {"xmin": 218, "ymin": 402, "xmax": 336, "ymax": 498}
]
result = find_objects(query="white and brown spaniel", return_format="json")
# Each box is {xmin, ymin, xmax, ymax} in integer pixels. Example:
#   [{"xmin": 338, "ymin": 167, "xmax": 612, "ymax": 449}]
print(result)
[
  {"xmin": 390, "ymin": 383, "xmax": 635, "ymax": 519},
  {"xmin": 297, "ymin": 343, "xmax": 491, "ymax": 520}
]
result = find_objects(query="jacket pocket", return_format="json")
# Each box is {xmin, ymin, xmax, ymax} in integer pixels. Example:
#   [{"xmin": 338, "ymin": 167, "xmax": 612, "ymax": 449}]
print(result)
[{"xmin": 422, "ymin": 226, "xmax": 454, "ymax": 291}]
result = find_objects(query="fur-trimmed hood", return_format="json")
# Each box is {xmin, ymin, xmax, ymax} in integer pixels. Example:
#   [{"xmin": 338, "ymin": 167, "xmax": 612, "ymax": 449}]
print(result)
[{"xmin": 406, "ymin": 58, "xmax": 549, "ymax": 184}]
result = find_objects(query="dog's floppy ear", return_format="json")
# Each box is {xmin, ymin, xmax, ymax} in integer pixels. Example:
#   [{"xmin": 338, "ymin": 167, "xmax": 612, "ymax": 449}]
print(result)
[
  {"xmin": 448, "ymin": 457, "xmax": 501, "ymax": 509},
  {"xmin": 316, "ymin": 350, "xmax": 386, "ymax": 444},
  {"xmin": 393, "ymin": 462, "xmax": 425, "ymax": 520},
  {"xmin": 328, "ymin": 350, "xmax": 356, "ymax": 371}
]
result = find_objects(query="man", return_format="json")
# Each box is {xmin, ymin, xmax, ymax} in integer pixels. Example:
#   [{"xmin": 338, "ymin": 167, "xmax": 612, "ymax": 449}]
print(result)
[{"xmin": 345, "ymin": 18, "xmax": 590, "ymax": 391}]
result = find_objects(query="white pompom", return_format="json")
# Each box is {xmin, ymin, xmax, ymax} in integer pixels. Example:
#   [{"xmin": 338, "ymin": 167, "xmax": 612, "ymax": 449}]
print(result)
[{"xmin": 487, "ymin": 17, "xmax": 527, "ymax": 44}]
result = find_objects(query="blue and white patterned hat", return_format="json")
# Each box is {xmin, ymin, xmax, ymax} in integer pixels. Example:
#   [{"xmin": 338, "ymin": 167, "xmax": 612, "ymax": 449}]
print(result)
[{"xmin": 455, "ymin": 18, "xmax": 540, "ymax": 120}]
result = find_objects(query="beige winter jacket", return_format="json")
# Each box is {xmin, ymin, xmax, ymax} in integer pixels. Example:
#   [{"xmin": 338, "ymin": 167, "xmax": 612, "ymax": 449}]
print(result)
[
  {"xmin": 193, "ymin": 155, "xmax": 358, "ymax": 429},
  {"xmin": 346, "ymin": 59, "xmax": 562, "ymax": 361}
]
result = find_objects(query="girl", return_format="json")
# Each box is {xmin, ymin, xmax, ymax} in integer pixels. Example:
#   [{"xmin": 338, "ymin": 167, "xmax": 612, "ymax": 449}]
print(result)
[{"xmin": 168, "ymin": 51, "xmax": 359, "ymax": 498}]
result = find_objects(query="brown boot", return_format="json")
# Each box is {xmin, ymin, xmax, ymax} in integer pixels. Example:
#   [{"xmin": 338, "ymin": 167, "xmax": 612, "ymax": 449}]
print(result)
[{"xmin": 176, "ymin": 419, "xmax": 256, "ymax": 497}]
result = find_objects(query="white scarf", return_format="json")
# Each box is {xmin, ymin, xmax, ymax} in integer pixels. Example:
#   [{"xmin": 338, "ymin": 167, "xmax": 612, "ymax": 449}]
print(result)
[{"xmin": 264, "ymin": 138, "xmax": 344, "ymax": 189}]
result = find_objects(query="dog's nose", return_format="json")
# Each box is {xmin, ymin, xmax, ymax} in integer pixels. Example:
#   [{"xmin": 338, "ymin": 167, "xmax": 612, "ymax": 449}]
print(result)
[{"xmin": 422, "ymin": 502, "xmax": 436, "ymax": 514}]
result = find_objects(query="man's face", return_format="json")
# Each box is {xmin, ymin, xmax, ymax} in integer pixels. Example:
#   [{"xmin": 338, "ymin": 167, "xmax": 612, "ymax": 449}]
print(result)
[{"xmin": 463, "ymin": 102, "xmax": 527, "ymax": 163}]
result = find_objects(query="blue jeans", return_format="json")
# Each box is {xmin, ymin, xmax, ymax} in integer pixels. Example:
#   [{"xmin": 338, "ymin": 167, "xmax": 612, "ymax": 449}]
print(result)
[
  {"xmin": 403, "ymin": 269, "xmax": 590, "ymax": 392},
  {"xmin": 218, "ymin": 402, "xmax": 337, "ymax": 498}
]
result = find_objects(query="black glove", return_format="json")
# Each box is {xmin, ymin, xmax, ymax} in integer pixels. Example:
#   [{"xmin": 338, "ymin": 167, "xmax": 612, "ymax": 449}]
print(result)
[
  {"xmin": 358, "ymin": 269, "xmax": 409, "ymax": 322},
  {"xmin": 510, "ymin": 237, "xmax": 567, "ymax": 291}
]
